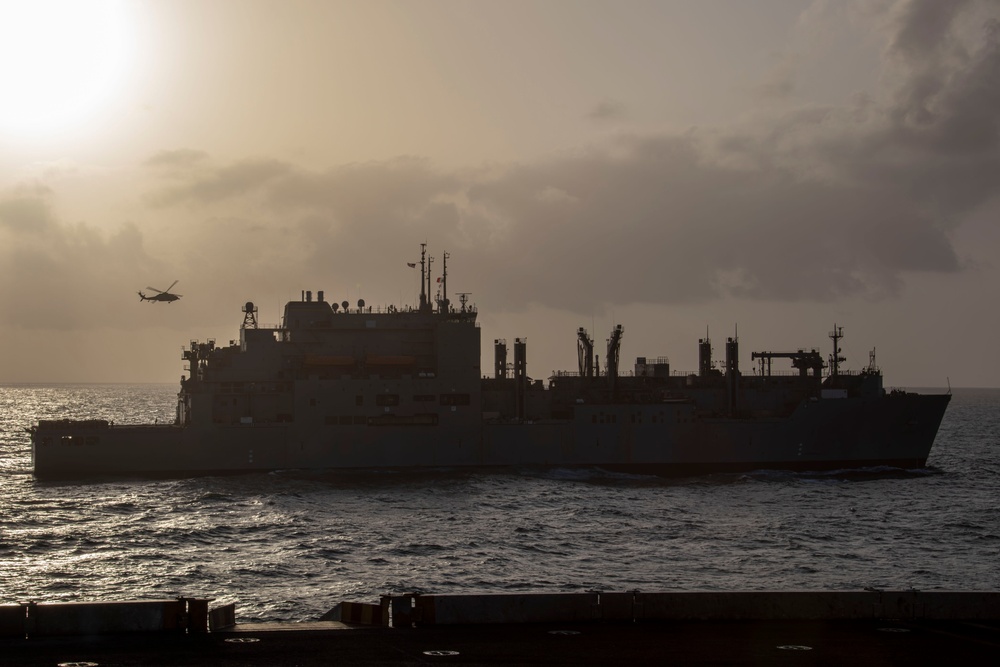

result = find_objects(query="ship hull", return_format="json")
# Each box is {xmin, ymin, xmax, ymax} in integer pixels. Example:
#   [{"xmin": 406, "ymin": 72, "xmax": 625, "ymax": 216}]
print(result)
[{"xmin": 31, "ymin": 393, "xmax": 950, "ymax": 480}]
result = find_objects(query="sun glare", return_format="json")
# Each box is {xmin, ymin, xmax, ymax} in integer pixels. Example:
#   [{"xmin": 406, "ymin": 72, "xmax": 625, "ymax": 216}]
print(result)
[{"xmin": 0, "ymin": 0, "xmax": 132, "ymax": 139}]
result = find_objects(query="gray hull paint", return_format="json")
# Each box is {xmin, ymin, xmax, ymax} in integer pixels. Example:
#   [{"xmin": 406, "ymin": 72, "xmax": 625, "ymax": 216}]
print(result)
[{"xmin": 32, "ymin": 393, "xmax": 949, "ymax": 479}]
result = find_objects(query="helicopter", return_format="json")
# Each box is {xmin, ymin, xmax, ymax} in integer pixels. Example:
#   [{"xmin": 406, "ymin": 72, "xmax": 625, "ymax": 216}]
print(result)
[{"xmin": 138, "ymin": 280, "xmax": 182, "ymax": 303}]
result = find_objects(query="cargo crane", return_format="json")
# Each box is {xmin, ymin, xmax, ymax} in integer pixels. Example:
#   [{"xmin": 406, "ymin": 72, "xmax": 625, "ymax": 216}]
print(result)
[{"xmin": 751, "ymin": 349, "xmax": 825, "ymax": 377}]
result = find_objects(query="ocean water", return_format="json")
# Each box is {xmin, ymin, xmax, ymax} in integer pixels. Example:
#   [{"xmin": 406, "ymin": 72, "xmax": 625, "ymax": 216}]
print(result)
[{"xmin": 0, "ymin": 384, "xmax": 997, "ymax": 623}]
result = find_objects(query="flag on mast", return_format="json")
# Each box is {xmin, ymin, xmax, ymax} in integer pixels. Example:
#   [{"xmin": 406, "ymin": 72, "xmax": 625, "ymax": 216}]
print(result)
[{"xmin": 407, "ymin": 262, "xmax": 416, "ymax": 268}]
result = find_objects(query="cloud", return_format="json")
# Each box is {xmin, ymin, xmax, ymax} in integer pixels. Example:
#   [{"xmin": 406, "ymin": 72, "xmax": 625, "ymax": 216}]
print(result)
[
  {"xmin": 145, "ymin": 157, "xmax": 292, "ymax": 206},
  {"xmin": 879, "ymin": 1, "xmax": 1000, "ymax": 159},
  {"xmin": 0, "ymin": 196, "xmax": 158, "ymax": 330},
  {"xmin": 0, "ymin": 184, "xmax": 56, "ymax": 234},
  {"xmin": 3, "ymin": 0, "xmax": 996, "ymax": 335},
  {"xmin": 587, "ymin": 99, "xmax": 627, "ymax": 122},
  {"xmin": 131, "ymin": 119, "xmax": 964, "ymax": 315},
  {"xmin": 267, "ymin": 156, "xmax": 461, "ymax": 221},
  {"xmin": 119, "ymin": 1, "xmax": 992, "ymax": 316},
  {"xmin": 143, "ymin": 148, "xmax": 210, "ymax": 170},
  {"xmin": 886, "ymin": 0, "xmax": 972, "ymax": 62},
  {"xmin": 145, "ymin": 155, "xmax": 465, "ymax": 282},
  {"xmin": 753, "ymin": 55, "xmax": 798, "ymax": 100}
]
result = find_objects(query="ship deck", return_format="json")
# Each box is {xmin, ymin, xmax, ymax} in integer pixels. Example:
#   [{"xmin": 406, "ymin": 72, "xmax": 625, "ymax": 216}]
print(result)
[
  {"xmin": 4, "ymin": 616, "xmax": 998, "ymax": 665},
  {"xmin": 3, "ymin": 591, "xmax": 998, "ymax": 665}
]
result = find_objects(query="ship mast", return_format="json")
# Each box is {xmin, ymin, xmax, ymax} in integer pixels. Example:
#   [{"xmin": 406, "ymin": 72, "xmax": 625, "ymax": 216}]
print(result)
[
  {"xmin": 441, "ymin": 251, "xmax": 449, "ymax": 312},
  {"xmin": 829, "ymin": 324, "xmax": 845, "ymax": 377},
  {"xmin": 426, "ymin": 255, "xmax": 435, "ymax": 312},
  {"xmin": 419, "ymin": 243, "xmax": 427, "ymax": 311}
]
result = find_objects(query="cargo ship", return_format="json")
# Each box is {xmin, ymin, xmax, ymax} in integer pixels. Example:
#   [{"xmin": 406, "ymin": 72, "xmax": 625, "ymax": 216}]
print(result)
[{"xmin": 30, "ymin": 245, "xmax": 950, "ymax": 479}]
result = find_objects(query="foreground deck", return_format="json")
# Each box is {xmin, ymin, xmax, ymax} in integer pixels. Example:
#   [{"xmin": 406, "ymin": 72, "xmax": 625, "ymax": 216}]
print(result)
[{"xmin": 3, "ymin": 591, "xmax": 998, "ymax": 665}]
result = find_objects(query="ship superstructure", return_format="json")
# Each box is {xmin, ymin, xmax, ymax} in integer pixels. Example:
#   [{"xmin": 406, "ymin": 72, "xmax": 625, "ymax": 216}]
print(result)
[{"xmin": 30, "ymin": 247, "xmax": 950, "ymax": 479}]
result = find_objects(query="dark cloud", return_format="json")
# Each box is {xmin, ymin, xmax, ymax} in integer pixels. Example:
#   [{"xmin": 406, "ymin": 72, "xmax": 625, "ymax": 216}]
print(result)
[
  {"xmin": 884, "ymin": 2, "xmax": 1000, "ymax": 160},
  {"xmin": 3, "ymin": 1, "xmax": 995, "ymax": 334},
  {"xmin": 455, "ymin": 137, "xmax": 959, "ymax": 309},
  {"xmin": 928, "ymin": 35, "xmax": 998, "ymax": 154},
  {"xmin": 0, "ymin": 201, "xmax": 158, "ymax": 331},
  {"xmin": 145, "ymin": 157, "xmax": 292, "ymax": 206},
  {"xmin": 268, "ymin": 156, "xmax": 461, "ymax": 220},
  {"xmin": 0, "ymin": 185, "xmax": 56, "ymax": 234},
  {"xmin": 753, "ymin": 54, "xmax": 798, "ymax": 101},
  {"xmin": 120, "ymin": 2, "xmax": 992, "ymax": 315},
  {"xmin": 146, "ymin": 156, "xmax": 465, "ymax": 286},
  {"xmin": 587, "ymin": 99, "xmax": 627, "ymax": 121},
  {"xmin": 851, "ymin": 9, "xmax": 1000, "ymax": 222},
  {"xmin": 143, "ymin": 148, "xmax": 209, "ymax": 169},
  {"xmin": 131, "ymin": 120, "xmax": 964, "ymax": 315},
  {"xmin": 887, "ymin": 0, "xmax": 972, "ymax": 62},
  {"xmin": 755, "ymin": 78, "xmax": 796, "ymax": 100}
]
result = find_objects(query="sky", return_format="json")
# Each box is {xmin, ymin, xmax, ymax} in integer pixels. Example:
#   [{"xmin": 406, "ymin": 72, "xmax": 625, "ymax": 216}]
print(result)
[{"xmin": 1, "ymin": 0, "xmax": 998, "ymax": 386}]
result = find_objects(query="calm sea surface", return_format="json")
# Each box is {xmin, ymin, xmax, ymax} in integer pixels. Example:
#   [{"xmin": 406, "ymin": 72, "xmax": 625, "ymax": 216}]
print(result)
[{"xmin": 1, "ymin": 385, "xmax": 997, "ymax": 622}]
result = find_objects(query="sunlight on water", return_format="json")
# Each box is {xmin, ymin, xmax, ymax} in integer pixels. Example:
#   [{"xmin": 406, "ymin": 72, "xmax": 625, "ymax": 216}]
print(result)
[{"xmin": 0, "ymin": 385, "xmax": 998, "ymax": 622}]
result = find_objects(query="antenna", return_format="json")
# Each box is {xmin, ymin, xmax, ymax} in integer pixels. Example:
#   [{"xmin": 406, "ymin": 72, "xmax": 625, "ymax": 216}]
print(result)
[
  {"xmin": 829, "ymin": 324, "xmax": 845, "ymax": 376},
  {"xmin": 419, "ymin": 243, "xmax": 427, "ymax": 311},
  {"xmin": 426, "ymin": 254, "xmax": 435, "ymax": 313},
  {"xmin": 441, "ymin": 251, "xmax": 449, "ymax": 312},
  {"xmin": 866, "ymin": 347, "xmax": 879, "ymax": 374}
]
